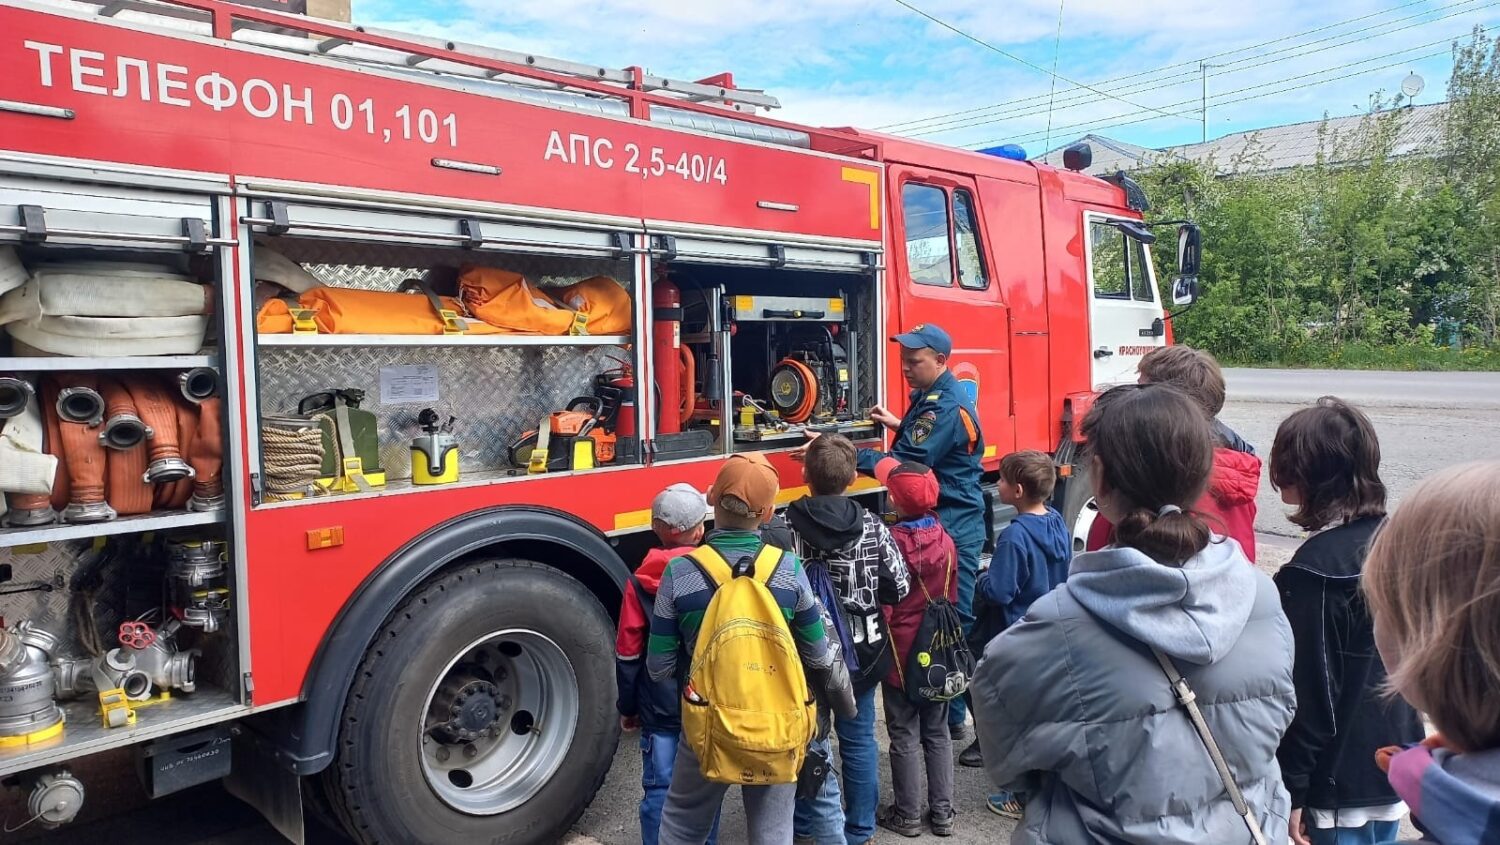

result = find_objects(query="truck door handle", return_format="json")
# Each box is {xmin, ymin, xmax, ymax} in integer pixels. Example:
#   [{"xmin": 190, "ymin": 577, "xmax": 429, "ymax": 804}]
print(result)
[{"xmin": 1093, "ymin": 347, "xmax": 1114, "ymax": 359}]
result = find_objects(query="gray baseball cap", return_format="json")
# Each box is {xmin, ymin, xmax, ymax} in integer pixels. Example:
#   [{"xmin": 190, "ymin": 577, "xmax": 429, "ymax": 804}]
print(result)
[{"xmin": 652, "ymin": 483, "xmax": 707, "ymax": 533}]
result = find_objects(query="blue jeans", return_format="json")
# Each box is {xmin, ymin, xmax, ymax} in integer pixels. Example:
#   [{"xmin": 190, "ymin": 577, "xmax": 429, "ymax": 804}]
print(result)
[
  {"xmin": 835, "ymin": 686, "xmax": 880, "ymax": 844},
  {"xmin": 641, "ymin": 731, "xmax": 719, "ymax": 845},
  {"xmin": 948, "ymin": 535, "xmax": 984, "ymax": 728},
  {"xmin": 793, "ymin": 736, "xmax": 845, "ymax": 845},
  {"xmin": 1309, "ymin": 820, "xmax": 1401, "ymax": 845}
]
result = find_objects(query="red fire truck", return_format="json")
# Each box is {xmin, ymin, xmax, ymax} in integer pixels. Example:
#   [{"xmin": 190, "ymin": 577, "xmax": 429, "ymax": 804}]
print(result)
[{"xmin": 0, "ymin": 0, "xmax": 1199, "ymax": 841}]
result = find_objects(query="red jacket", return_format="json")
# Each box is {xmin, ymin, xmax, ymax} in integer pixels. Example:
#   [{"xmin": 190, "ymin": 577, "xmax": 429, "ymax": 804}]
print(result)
[
  {"xmin": 615, "ymin": 545, "xmax": 693, "ymax": 731},
  {"xmin": 882, "ymin": 515, "xmax": 959, "ymax": 691},
  {"xmin": 1084, "ymin": 447, "xmax": 1262, "ymax": 562}
]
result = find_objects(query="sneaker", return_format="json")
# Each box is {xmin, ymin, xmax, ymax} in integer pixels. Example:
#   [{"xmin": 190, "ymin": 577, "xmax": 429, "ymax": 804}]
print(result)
[
  {"xmin": 948, "ymin": 721, "xmax": 973, "ymax": 744},
  {"xmin": 958, "ymin": 739, "xmax": 984, "ymax": 767},
  {"xmin": 876, "ymin": 805, "xmax": 923, "ymax": 838},
  {"xmin": 986, "ymin": 791, "xmax": 1024, "ymax": 820},
  {"xmin": 929, "ymin": 808, "xmax": 956, "ymax": 836}
]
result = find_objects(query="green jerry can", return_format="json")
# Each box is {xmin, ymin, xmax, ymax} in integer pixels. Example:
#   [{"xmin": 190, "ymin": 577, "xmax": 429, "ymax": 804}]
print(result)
[{"xmin": 297, "ymin": 388, "xmax": 386, "ymax": 492}]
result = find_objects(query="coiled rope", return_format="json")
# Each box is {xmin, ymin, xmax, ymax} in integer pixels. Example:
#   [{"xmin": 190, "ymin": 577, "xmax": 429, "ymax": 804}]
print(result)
[{"xmin": 260, "ymin": 414, "xmax": 330, "ymax": 501}]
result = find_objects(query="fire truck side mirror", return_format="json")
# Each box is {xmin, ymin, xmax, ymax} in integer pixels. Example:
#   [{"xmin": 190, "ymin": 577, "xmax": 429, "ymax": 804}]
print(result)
[
  {"xmin": 1173, "ymin": 223, "xmax": 1202, "ymax": 306},
  {"xmin": 1176, "ymin": 223, "xmax": 1201, "ymax": 278}
]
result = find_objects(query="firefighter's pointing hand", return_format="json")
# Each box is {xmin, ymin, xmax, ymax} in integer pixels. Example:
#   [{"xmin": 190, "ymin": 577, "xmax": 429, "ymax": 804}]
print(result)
[{"xmin": 790, "ymin": 429, "xmax": 821, "ymax": 462}]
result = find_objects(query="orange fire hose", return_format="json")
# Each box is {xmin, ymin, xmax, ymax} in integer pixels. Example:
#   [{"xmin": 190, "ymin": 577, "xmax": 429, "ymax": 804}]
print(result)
[
  {"xmin": 100, "ymin": 378, "xmax": 153, "ymax": 516},
  {"xmin": 188, "ymin": 396, "xmax": 224, "ymax": 510},
  {"xmin": 39, "ymin": 378, "xmax": 70, "ymax": 514},
  {"xmin": 126, "ymin": 375, "xmax": 190, "ymax": 484},
  {"xmin": 56, "ymin": 374, "xmax": 112, "ymax": 521},
  {"xmin": 157, "ymin": 396, "xmax": 198, "ymax": 509},
  {"xmin": 777, "ymin": 358, "xmax": 820, "ymax": 424}
]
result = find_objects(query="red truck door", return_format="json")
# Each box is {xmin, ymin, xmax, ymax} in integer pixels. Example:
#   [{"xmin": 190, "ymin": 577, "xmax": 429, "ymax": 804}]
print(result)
[{"xmin": 887, "ymin": 165, "xmax": 1012, "ymax": 464}]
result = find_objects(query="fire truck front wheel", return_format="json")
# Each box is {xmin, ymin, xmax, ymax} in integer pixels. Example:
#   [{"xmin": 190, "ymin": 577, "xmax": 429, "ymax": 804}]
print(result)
[
  {"xmin": 321, "ymin": 558, "xmax": 618, "ymax": 844},
  {"xmin": 1060, "ymin": 460, "xmax": 1101, "ymax": 554}
]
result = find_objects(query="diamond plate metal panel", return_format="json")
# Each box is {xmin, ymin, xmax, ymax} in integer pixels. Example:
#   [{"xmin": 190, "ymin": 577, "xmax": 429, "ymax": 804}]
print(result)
[
  {"xmin": 253, "ymin": 240, "xmax": 639, "ymax": 479},
  {"xmin": 0, "ymin": 532, "xmax": 239, "ymax": 696},
  {"xmin": 263, "ymin": 237, "xmax": 633, "ymax": 292},
  {"xmin": 257, "ymin": 343, "xmax": 630, "ymax": 479}
]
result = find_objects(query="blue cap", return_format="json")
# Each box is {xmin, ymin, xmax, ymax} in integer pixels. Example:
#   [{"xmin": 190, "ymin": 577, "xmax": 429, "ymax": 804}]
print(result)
[{"xmin": 891, "ymin": 323, "xmax": 952, "ymax": 356}]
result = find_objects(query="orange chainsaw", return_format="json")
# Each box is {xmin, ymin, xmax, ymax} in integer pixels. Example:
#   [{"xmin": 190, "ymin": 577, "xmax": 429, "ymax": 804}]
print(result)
[{"xmin": 507, "ymin": 396, "xmax": 616, "ymax": 472}]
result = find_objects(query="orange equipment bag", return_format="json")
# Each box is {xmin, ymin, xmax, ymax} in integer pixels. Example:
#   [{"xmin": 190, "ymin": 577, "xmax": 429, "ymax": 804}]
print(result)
[
  {"xmin": 554, "ymin": 276, "xmax": 633, "ymax": 336},
  {"xmin": 458, "ymin": 266, "xmax": 579, "ymax": 336},
  {"xmin": 295, "ymin": 285, "xmax": 501, "ymax": 336},
  {"xmin": 256, "ymin": 299, "xmax": 295, "ymax": 334}
]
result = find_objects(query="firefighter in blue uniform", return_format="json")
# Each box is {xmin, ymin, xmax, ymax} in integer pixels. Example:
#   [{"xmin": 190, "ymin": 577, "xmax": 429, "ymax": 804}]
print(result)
[{"xmin": 799, "ymin": 323, "xmax": 986, "ymax": 736}]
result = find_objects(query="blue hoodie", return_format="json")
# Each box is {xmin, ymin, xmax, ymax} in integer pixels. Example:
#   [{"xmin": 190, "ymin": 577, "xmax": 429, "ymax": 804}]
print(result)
[{"xmin": 982, "ymin": 507, "xmax": 1072, "ymax": 628}]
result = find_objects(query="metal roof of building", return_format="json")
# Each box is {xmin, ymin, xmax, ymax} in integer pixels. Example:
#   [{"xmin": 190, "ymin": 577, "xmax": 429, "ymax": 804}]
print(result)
[{"xmin": 1034, "ymin": 101, "xmax": 1448, "ymax": 176}]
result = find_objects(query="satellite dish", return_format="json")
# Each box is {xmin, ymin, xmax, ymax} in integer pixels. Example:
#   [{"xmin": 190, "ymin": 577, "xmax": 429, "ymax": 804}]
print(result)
[{"xmin": 1401, "ymin": 73, "xmax": 1426, "ymax": 100}]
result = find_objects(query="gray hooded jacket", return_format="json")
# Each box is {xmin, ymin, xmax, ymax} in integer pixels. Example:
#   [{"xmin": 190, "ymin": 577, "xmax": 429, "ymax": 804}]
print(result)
[{"xmin": 972, "ymin": 538, "xmax": 1296, "ymax": 844}]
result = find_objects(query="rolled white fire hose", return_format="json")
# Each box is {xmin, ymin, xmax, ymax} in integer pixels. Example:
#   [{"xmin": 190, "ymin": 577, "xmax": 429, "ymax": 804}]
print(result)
[
  {"xmin": 9, "ymin": 315, "xmax": 208, "ymax": 357},
  {"xmin": 0, "ymin": 247, "xmax": 26, "ymax": 296},
  {"xmin": 0, "ymin": 268, "xmax": 209, "ymax": 326},
  {"xmin": 0, "ymin": 383, "xmax": 60, "ymax": 501},
  {"xmin": 252, "ymin": 243, "xmax": 324, "ymax": 294}
]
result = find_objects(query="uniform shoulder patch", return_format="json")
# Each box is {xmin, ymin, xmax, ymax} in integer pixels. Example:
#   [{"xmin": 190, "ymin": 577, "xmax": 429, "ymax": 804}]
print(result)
[
  {"xmin": 911, "ymin": 415, "xmax": 936, "ymax": 445},
  {"xmin": 925, "ymin": 393, "xmax": 941, "ymax": 402}
]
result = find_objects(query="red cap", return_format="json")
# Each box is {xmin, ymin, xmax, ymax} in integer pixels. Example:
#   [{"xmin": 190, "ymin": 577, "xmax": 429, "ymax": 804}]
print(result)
[{"xmin": 879, "ymin": 458, "xmax": 939, "ymax": 517}]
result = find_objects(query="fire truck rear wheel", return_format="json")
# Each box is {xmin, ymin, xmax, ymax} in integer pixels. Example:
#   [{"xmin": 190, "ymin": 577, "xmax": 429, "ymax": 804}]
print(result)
[
  {"xmin": 321, "ymin": 558, "xmax": 618, "ymax": 844},
  {"xmin": 1060, "ymin": 461, "xmax": 1100, "ymax": 555}
]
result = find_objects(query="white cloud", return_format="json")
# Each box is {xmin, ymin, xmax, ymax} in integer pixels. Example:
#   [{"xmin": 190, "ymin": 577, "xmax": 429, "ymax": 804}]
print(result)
[{"xmin": 353, "ymin": 0, "xmax": 1498, "ymax": 151}]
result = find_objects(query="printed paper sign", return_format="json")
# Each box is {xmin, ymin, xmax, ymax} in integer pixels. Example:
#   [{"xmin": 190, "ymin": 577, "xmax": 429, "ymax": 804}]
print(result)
[{"xmin": 380, "ymin": 364, "xmax": 439, "ymax": 404}]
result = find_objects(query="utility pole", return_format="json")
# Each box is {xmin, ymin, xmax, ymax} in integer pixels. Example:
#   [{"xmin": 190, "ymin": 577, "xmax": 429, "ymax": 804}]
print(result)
[{"xmin": 1200, "ymin": 61, "xmax": 1209, "ymax": 143}]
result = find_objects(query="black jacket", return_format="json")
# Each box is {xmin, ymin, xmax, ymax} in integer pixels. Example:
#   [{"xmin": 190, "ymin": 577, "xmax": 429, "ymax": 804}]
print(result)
[
  {"xmin": 785, "ymin": 496, "xmax": 910, "ymax": 693},
  {"xmin": 1274, "ymin": 516, "xmax": 1425, "ymax": 811}
]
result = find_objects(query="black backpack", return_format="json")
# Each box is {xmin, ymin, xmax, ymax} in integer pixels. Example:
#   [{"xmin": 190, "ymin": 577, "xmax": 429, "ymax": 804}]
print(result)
[{"xmin": 902, "ymin": 552, "xmax": 975, "ymax": 703}]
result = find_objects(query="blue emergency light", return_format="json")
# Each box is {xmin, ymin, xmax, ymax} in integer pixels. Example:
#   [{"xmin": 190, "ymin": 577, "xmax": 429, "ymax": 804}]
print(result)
[{"xmin": 977, "ymin": 144, "xmax": 1028, "ymax": 161}]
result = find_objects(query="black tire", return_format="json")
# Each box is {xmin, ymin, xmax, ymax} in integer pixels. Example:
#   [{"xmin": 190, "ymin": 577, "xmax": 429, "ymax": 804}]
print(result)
[
  {"xmin": 1058, "ymin": 460, "xmax": 1100, "ymax": 555},
  {"xmin": 321, "ymin": 558, "xmax": 619, "ymax": 845}
]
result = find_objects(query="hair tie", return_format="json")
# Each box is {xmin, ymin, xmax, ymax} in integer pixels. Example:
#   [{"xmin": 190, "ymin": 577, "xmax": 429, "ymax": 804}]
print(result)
[{"xmin": 1157, "ymin": 504, "xmax": 1183, "ymax": 518}]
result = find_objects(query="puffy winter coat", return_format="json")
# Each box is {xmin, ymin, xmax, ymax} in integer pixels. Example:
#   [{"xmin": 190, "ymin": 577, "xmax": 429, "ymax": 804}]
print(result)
[
  {"xmin": 972, "ymin": 539, "xmax": 1296, "ymax": 844},
  {"xmin": 1084, "ymin": 446, "xmax": 1262, "ymax": 563}
]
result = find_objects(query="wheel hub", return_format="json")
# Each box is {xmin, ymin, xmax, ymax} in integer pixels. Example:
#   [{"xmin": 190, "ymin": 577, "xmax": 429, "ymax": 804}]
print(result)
[
  {"xmin": 419, "ymin": 631, "xmax": 581, "ymax": 816},
  {"xmin": 429, "ymin": 667, "xmax": 504, "ymax": 743}
]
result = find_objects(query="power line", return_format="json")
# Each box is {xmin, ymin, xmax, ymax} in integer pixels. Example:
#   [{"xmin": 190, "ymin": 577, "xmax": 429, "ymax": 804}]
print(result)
[
  {"xmin": 979, "ymin": 44, "xmax": 1454, "ymax": 149},
  {"xmin": 1042, "ymin": 0, "xmax": 1067, "ymax": 152},
  {"xmin": 887, "ymin": 0, "xmax": 1195, "ymax": 123},
  {"xmin": 879, "ymin": 0, "xmax": 1476, "ymax": 132},
  {"xmin": 895, "ymin": 0, "xmax": 1493, "ymax": 137}
]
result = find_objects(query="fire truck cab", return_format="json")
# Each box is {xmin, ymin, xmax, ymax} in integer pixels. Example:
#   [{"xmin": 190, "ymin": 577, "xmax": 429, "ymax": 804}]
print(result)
[{"xmin": 0, "ymin": 1, "xmax": 1198, "ymax": 841}]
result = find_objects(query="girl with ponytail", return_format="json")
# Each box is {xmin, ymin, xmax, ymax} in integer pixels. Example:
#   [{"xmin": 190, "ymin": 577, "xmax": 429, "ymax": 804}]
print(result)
[{"xmin": 971, "ymin": 383, "xmax": 1296, "ymax": 843}]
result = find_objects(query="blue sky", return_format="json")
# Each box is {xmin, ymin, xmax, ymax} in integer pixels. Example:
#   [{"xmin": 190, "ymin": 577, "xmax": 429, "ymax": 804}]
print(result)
[{"xmin": 355, "ymin": 0, "xmax": 1500, "ymax": 157}]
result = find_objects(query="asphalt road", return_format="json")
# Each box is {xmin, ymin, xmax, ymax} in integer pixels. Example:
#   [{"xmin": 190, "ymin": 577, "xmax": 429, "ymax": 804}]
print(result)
[
  {"xmin": 1220, "ymin": 368, "xmax": 1500, "ymax": 539},
  {"xmin": 12, "ymin": 367, "xmax": 1492, "ymax": 844}
]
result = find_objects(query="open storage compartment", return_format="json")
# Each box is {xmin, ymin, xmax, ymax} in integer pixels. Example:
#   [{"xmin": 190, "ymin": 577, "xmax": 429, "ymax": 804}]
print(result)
[
  {"xmin": 241, "ymin": 195, "xmax": 645, "ymax": 506},
  {"xmin": 658, "ymin": 231, "xmax": 883, "ymax": 455},
  {"xmin": 0, "ymin": 161, "xmax": 247, "ymax": 778}
]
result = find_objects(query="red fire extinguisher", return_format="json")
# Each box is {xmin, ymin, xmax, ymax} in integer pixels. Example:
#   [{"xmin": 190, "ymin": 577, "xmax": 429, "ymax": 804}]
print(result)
[{"xmin": 651, "ymin": 277, "xmax": 694, "ymax": 435}]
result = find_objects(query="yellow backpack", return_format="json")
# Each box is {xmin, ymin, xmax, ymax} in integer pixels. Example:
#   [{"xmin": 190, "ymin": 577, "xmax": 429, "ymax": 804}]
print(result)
[{"xmin": 681, "ymin": 543, "xmax": 818, "ymax": 785}]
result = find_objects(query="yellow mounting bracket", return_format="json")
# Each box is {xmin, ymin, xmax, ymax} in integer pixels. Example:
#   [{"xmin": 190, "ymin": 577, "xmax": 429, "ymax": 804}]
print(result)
[
  {"xmin": 99, "ymin": 688, "xmax": 137, "ymax": 729},
  {"xmin": 289, "ymin": 307, "xmax": 319, "ymax": 334}
]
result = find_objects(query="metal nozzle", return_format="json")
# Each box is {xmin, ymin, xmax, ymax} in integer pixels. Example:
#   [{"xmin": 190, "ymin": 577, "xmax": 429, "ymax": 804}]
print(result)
[
  {"xmin": 177, "ymin": 368, "xmax": 218, "ymax": 404},
  {"xmin": 98, "ymin": 413, "xmax": 151, "ymax": 450},
  {"xmin": 0, "ymin": 377, "xmax": 34, "ymax": 419},
  {"xmin": 56, "ymin": 386, "xmax": 105, "ymax": 426}
]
